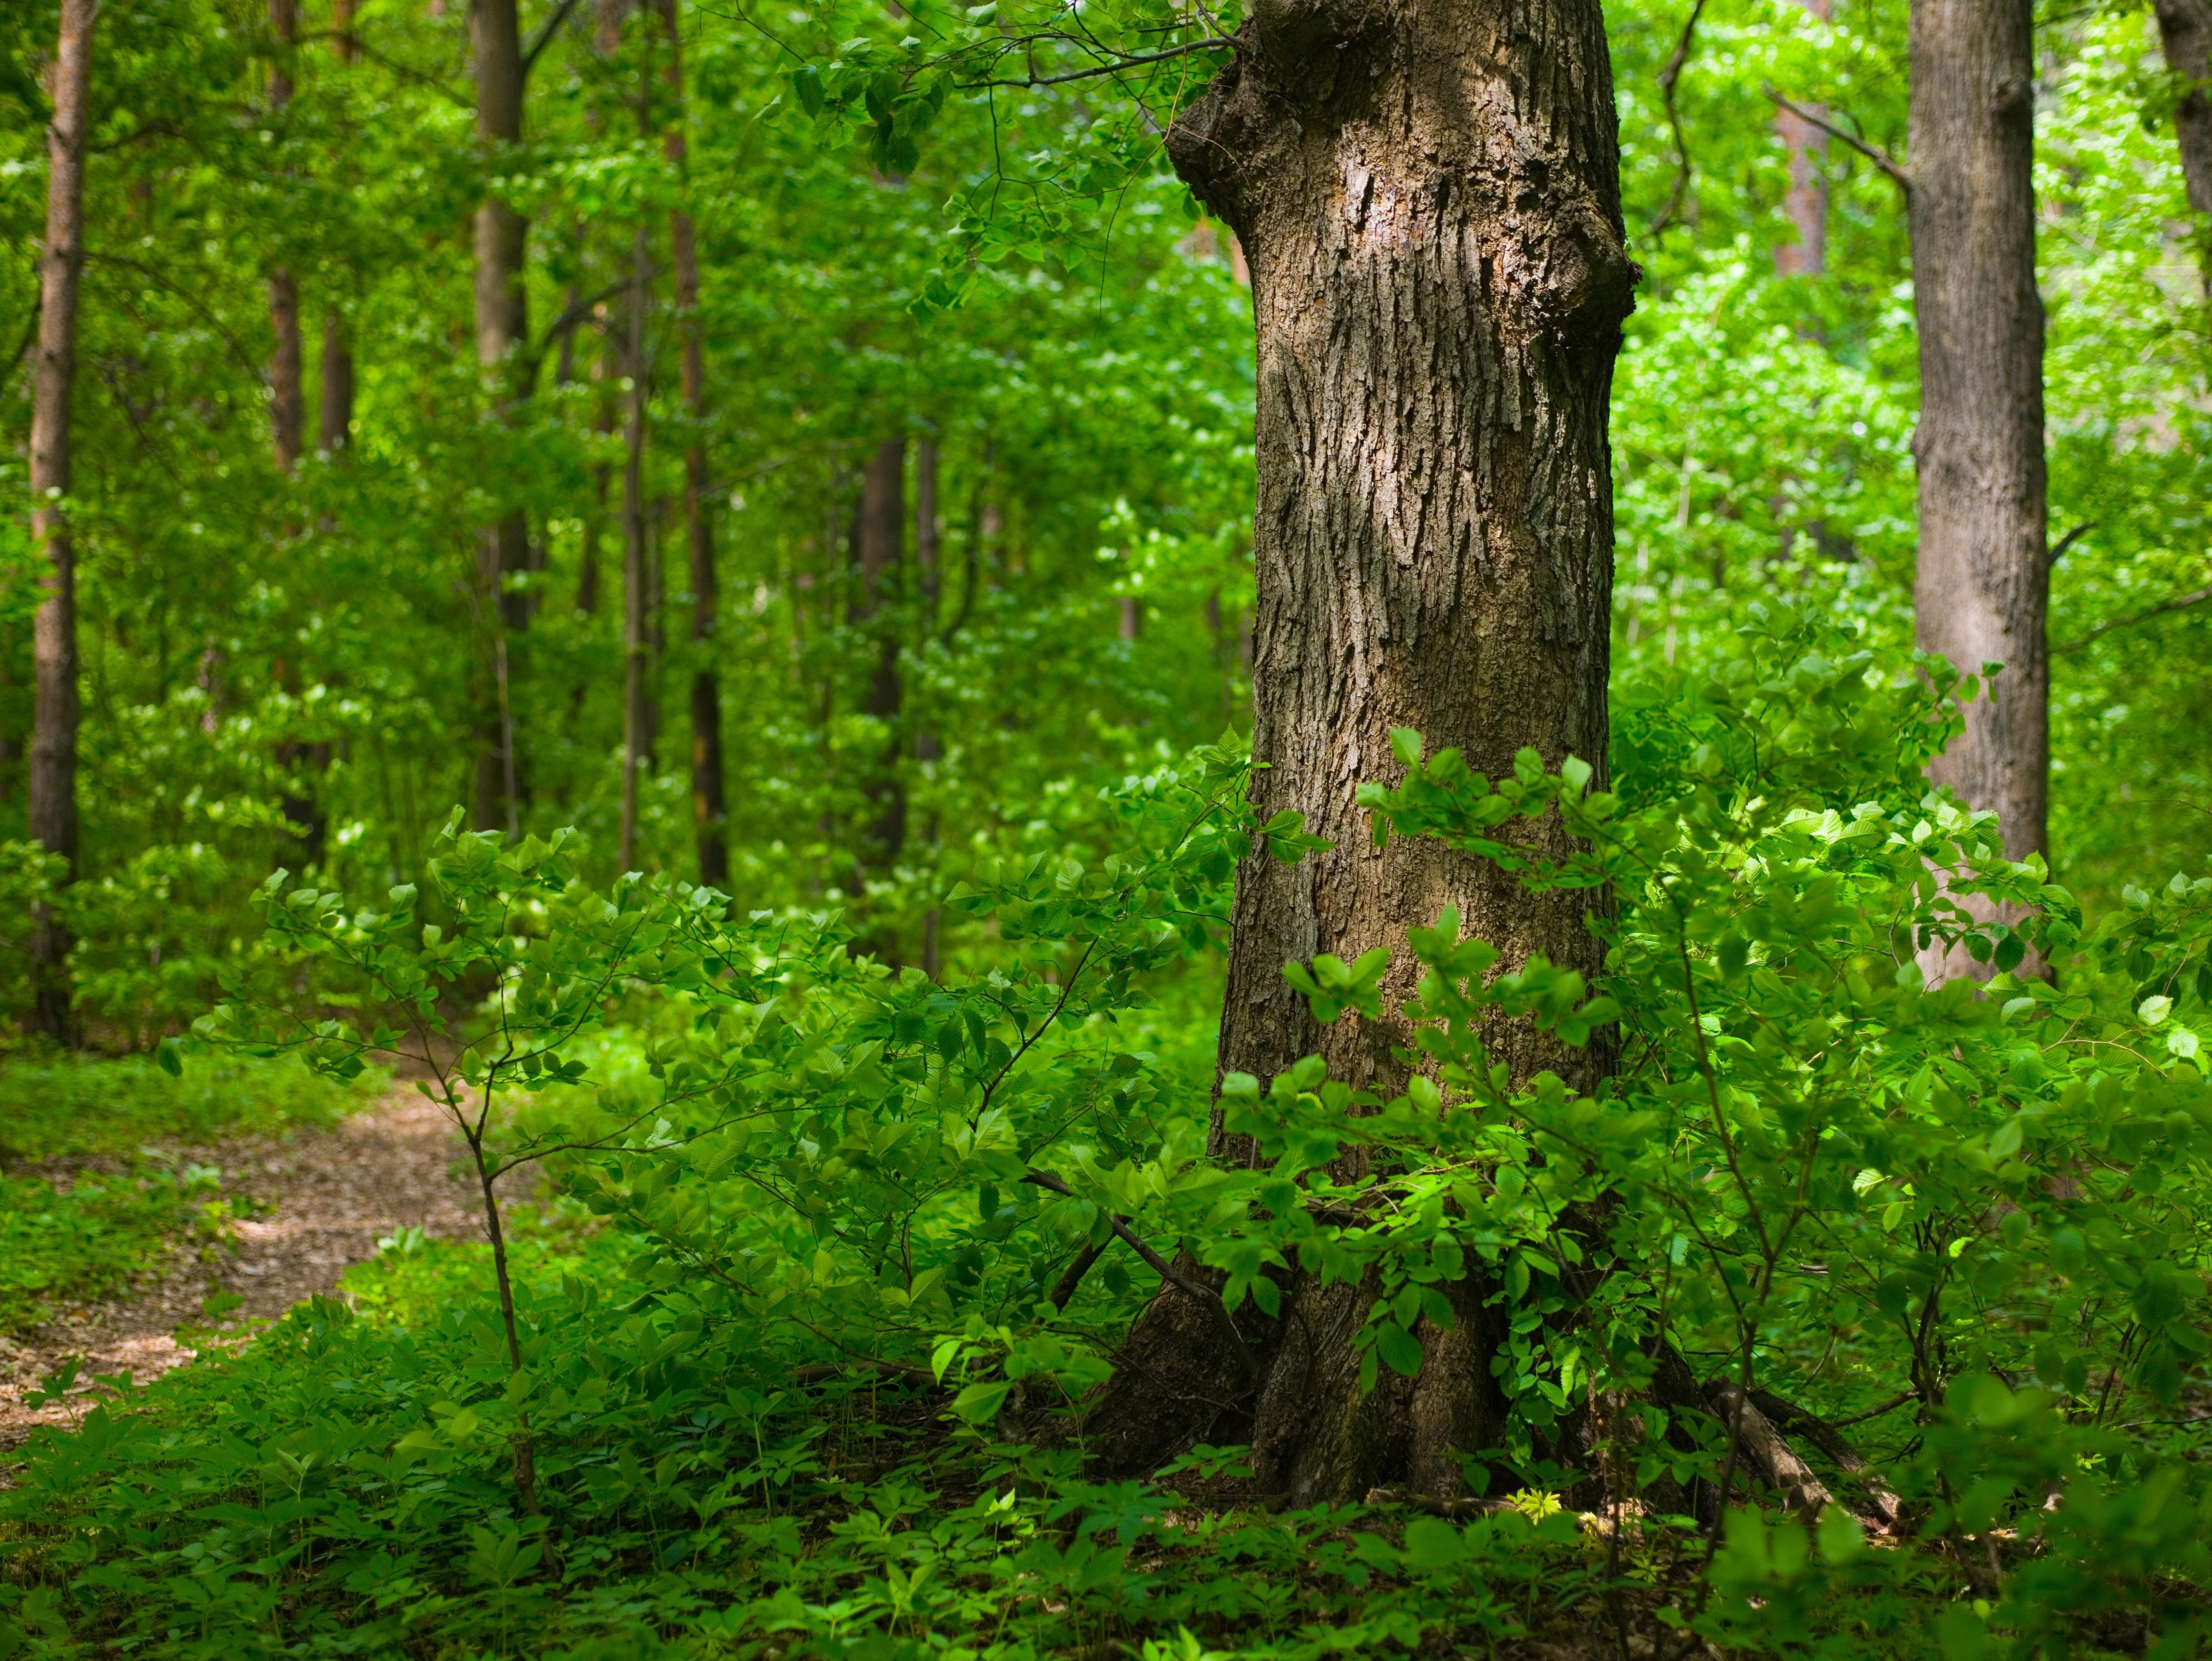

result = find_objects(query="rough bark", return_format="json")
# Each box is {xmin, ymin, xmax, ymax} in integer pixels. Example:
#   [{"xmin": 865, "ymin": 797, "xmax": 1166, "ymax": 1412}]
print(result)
[
  {"xmin": 1083, "ymin": 0, "xmax": 1632, "ymax": 1506},
  {"xmin": 1909, "ymin": 0, "xmax": 2047, "ymax": 872},
  {"xmin": 652, "ymin": 0, "xmax": 726, "ymax": 890},
  {"xmin": 27, "ymin": 0, "xmax": 96, "ymax": 1043},
  {"xmin": 1773, "ymin": 0, "xmax": 1831, "ymax": 277},
  {"xmin": 2156, "ymin": 0, "xmax": 2212, "ymax": 217},
  {"xmin": 471, "ymin": 0, "xmax": 531, "ymax": 834},
  {"xmin": 853, "ymin": 436, "xmax": 906, "ymax": 874}
]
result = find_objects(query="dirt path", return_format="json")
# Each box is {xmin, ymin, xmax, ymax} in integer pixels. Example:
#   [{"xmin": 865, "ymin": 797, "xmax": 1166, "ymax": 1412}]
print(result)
[{"xmin": 0, "ymin": 1092, "xmax": 479, "ymax": 1449}]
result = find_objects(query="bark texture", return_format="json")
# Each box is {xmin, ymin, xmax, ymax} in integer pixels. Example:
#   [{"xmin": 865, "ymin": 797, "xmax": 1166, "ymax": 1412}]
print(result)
[
  {"xmin": 28, "ymin": 0, "xmax": 97, "ymax": 1042},
  {"xmin": 1084, "ymin": 0, "xmax": 1633, "ymax": 1506},
  {"xmin": 2156, "ymin": 0, "xmax": 2212, "ymax": 216},
  {"xmin": 1908, "ymin": 0, "xmax": 2047, "ymax": 868}
]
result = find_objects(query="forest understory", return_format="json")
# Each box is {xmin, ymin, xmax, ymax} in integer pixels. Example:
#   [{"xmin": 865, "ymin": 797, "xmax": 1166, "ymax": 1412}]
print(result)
[{"xmin": 6, "ymin": 0, "xmax": 2212, "ymax": 1654}]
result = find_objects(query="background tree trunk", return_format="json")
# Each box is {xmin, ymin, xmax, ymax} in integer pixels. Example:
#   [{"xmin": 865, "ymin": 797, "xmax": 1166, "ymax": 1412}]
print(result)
[
  {"xmin": 267, "ymin": 0, "xmax": 303, "ymax": 472},
  {"xmin": 2156, "ymin": 0, "xmax": 2212, "ymax": 217},
  {"xmin": 651, "ymin": 0, "xmax": 726, "ymax": 889},
  {"xmin": 319, "ymin": 314, "xmax": 353, "ymax": 453},
  {"xmin": 27, "ymin": 0, "xmax": 96, "ymax": 1044},
  {"xmin": 471, "ymin": 0, "xmax": 530, "ymax": 833},
  {"xmin": 1909, "ymin": 0, "xmax": 2048, "ymax": 878},
  {"xmin": 1083, "ymin": 0, "xmax": 1634, "ymax": 1506},
  {"xmin": 618, "ymin": 218, "xmax": 652, "ymax": 874},
  {"xmin": 1773, "ymin": 0, "xmax": 1831, "ymax": 277},
  {"xmin": 330, "ymin": 0, "xmax": 357, "ymax": 61},
  {"xmin": 916, "ymin": 437, "xmax": 941, "ymax": 976},
  {"xmin": 853, "ymin": 436, "xmax": 905, "ymax": 877}
]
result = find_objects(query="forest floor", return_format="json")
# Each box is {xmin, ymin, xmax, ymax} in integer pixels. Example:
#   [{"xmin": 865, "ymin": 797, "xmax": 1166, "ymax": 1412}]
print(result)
[{"xmin": 0, "ymin": 1090, "xmax": 478, "ymax": 1449}]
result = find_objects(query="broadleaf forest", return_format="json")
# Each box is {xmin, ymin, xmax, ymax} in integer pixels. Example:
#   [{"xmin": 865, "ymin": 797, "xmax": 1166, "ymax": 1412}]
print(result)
[{"xmin": 2, "ymin": 0, "xmax": 2212, "ymax": 1654}]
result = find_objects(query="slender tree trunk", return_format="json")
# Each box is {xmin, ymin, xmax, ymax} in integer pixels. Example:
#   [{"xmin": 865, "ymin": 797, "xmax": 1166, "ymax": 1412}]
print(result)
[
  {"xmin": 319, "ymin": 314, "xmax": 353, "ymax": 453},
  {"xmin": 618, "ymin": 221, "xmax": 652, "ymax": 874},
  {"xmin": 853, "ymin": 437, "xmax": 905, "ymax": 876},
  {"xmin": 27, "ymin": 0, "xmax": 95, "ymax": 1044},
  {"xmin": 649, "ymin": 0, "xmax": 727, "ymax": 889},
  {"xmin": 471, "ymin": 0, "xmax": 531, "ymax": 834},
  {"xmin": 267, "ymin": 0, "xmax": 303, "ymax": 471},
  {"xmin": 1773, "ymin": 0, "xmax": 1831, "ymax": 277},
  {"xmin": 2155, "ymin": 0, "xmax": 2212, "ymax": 288},
  {"xmin": 1909, "ymin": 0, "xmax": 2047, "ymax": 878},
  {"xmin": 915, "ymin": 437, "xmax": 941, "ymax": 977},
  {"xmin": 1084, "ymin": 0, "xmax": 1634, "ymax": 1508},
  {"xmin": 331, "ymin": 0, "xmax": 357, "ymax": 61}
]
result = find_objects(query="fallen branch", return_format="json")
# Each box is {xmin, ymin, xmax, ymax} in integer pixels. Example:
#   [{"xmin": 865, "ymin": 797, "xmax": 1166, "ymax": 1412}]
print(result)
[
  {"xmin": 1748, "ymin": 1386, "xmax": 1906, "ymax": 1530},
  {"xmin": 1707, "ymin": 1382, "xmax": 1832, "ymax": 1517}
]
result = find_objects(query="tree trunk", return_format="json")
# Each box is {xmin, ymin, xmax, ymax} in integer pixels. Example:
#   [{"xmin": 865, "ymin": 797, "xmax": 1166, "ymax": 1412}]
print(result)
[
  {"xmin": 267, "ymin": 0, "xmax": 303, "ymax": 472},
  {"xmin": 651, "ymin": 0, "xmax": 727, "ymax": 889},
  {"xmin": 1081, "ymin": 0, "xmax": 1634, "ymax": 1507},
  {"xmin": 471, "ymin": 0, "xmax": 531, "ymax": 834},
  {"xmin": 853, "ymin": 436, "xmax": 905, "ymax": 875},
  {"xmin": 319, "ymin": 313, "xmax": 353, "ymax": 453},
  {"xmin": 1909, "ymin": 0, "xmax": 2047, "ymax": 876},
  {"xmin": 1773, "ymin": 0, "xmax": 1831, "ymax": 277},
  {"xmin": 27, "ymin": 0, "xmax": 96, "ymax": 1044},
  {"xmin": 916, "ymin": 438, "xmax": 941, "ymax": 976},
  {"xmin": 331, "ymin": 0, "xmax": 357, "ymax": 61},
  {"xmin": 2155, "ymin": 0, "xmax": 2212, "ymax": 259},
  {"xmin": 618, "ymin": 219, "xmax": 653, "ymax": 874}
]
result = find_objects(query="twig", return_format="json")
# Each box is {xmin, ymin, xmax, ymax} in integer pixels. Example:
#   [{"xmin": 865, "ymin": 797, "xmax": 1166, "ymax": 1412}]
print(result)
[
  {"xmin": 962, "ymin": 37, "xmax": 1232, "ymax": 90},
  {"xmin": 1762, "ymin": 88, "xmax": 1911, "ymax": 200},
  {"xmin": 1647, "ymin": 0, "xmax": 1708, "ymax": 236},
  {"xmin": 1824, "ymin": 1388, "xmax": 1919, "ymax": 1429},
  {"xmin": 523, "ymin": 0, "xmax": 585, "ymax": 76},
  {"xmin": 2054, "ymin": 585, "xmax": 2212, "ymax": 652}
]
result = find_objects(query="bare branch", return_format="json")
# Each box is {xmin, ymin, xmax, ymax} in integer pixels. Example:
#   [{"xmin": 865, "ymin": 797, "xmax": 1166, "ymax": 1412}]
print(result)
[
  {"xmin": 1647, "ymin": 0, "xmax": 1709, "ymax": 237},
  {"xmin": 961, "ymin": 37, "xmax": 1232, "ymax": 91},
  {"xmin": 2054, "ymin": 584, "xmax": 2212, "ymax": 653},
  {"xmin": 1762, "ymin": 87, "xmax": 1912, "ymax": 200}
]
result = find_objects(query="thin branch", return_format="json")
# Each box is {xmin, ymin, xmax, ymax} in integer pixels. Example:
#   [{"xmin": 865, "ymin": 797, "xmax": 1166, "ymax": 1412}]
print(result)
[
  {"xmin": 2054, "ymin": 584, "xmax": 2212, "ymax": 653},
  {"xmin": 1824, "ymin": 1388, "xmax": 1920, "ymax": 1429},
  {"xmin": 1762, "ymin": 88, "xmax": 1912, "ymax": 200},
  {"xmin": 1647, "ymin": 0, "xmax": 1708, "ymax": 237},
  {"xmin": 2048, "ymin": 520, "xmax": 2095, "ymax": 567},
  {"xmin": 961, "ymin": 38, "xmax": 1232, "ymax": 90},
  {"xmin": 523, "ymin": 0, "xmax": 585, "ymax": 76}
]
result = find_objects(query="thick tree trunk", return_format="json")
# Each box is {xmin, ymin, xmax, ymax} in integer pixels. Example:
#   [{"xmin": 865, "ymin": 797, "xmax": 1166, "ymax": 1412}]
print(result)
[
  {"xmin": 2157, "ymin": 0, "xmax": 2212, "ymax": 216},
  {"xmin": 1082, "ymin": 0, "xmax": 1632, "ymax": 1506},
  {"xmin": 27, "ymin": 0, "xmax": 95, "ymax": 1044},
  {"xmin": 1909, "ymin": 0, "xmax": 2047, "ymax": 875},
  {"xmin": 471, "ymin": 0, "xmax": 530, "ymax": 834},
  {"xmin": 853, "ymin": 436, "xmax": 905, "ymax": 874},
  {"xmin": 1773, "ymin": 0, "xmax": 1831, "ymax": 277}
]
